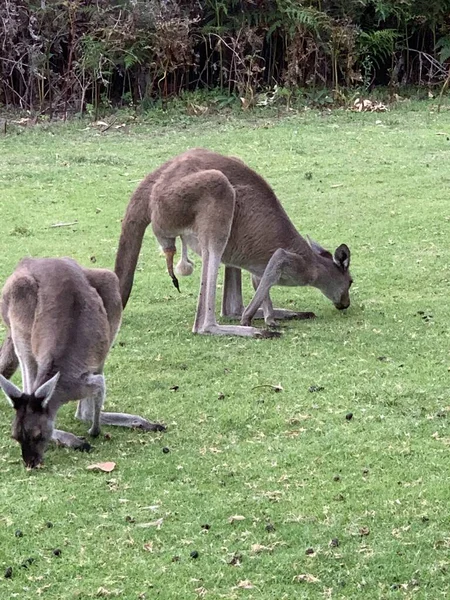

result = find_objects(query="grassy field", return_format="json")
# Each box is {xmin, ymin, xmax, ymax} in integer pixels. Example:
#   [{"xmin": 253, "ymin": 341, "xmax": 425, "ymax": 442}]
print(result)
[{"xmin": 0, "ymin": 101, "xmax": 450, "ymax": 599}]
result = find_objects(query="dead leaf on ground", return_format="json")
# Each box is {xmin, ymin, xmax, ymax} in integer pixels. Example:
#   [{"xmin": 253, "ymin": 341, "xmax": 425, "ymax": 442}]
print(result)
[
  {"xmin": 143, "ymin": 541, "xmax": 153, "ymax": 552},
  {"xmin": 359, "ymin": 526, "xmax": 370, "ymax": 536},
  {"xmin": 293, "ymin": 574, "xmax": 320, "ymax": 583},
  {"xmin": 285, "ymin": 429, "xmax": 307, "ymax": 437},
  {"xmin": 86, "ymin": 462, "xmax": 116, "ymax": 473},
  {"xmin": 235, "ymin": 580, "xmax": 254, "ymax": 589},
  {"xmin": 352, "ymin": 98, "xmax": 388, "ymax": 112},
  {"xmin": 358, "ymin": 544, "xmax": 373, "ymax": 556},
  {"xmin": 228, "ymin": 515, "xmax": 245, "ymax": 524},
  {"xmin": 287, "ymin": 414, "xmax": 311, "ymax": 424},
  {"xmin": 195, "ymin": 587, "xmax": 208, "ymax": 597},
  {"xmin": 251, "ymin": 544, "xmax": 270, "ymax": 554}
]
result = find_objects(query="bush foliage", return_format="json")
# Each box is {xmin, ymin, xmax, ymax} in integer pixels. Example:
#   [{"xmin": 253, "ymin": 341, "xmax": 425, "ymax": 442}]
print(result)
[{"xmin": 1, "ymin": 0, "xmax": 450, "ymax": 114}]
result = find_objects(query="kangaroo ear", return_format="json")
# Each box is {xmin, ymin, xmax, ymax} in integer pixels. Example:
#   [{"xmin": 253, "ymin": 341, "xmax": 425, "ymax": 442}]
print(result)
[
  {"xmin": 35, "ymin": 372, "xmax": 60, "ymax": 409},
  {"xmin": 333, "ymin": 244, "xmax": 351, "ymax": 271},
  {"xmin": 306, "ymin": 235, "xmax": 332, "ymax": 259},
  {"xmin": 0, "ymin": 374, "xmax": 23, "ymax": 408}
]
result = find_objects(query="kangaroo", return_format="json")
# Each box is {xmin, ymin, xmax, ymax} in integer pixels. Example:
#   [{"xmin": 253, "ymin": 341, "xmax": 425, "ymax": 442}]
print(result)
[
  {"xmin": 114, "ymin": 148, "xmax": 352, "ymax": 338},
  {"xmin": 0, "ymin": 257, "xmax": 164, "ymax": 468}
]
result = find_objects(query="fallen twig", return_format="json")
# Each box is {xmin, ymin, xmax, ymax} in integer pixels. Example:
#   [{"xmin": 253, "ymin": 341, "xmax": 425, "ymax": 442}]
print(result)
[
  {"xmin": 251, "ymin": 384, "xmax": 284, "ymax": 392},
  {"xmin": 50, "ymin": 220, "xmax": 78, "ymax": 228},
  {"xmin": 100, "ymin": 117, "xmax": 117, "ymax": 133}
]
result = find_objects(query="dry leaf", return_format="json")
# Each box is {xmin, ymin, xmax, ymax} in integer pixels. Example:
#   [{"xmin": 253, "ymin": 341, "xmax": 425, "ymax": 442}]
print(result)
[
  {"xmin": 96, "ymin": 588, "xmax": 111, "ymax": 597},
  {"xmin": 293, "ymin": 574, "xmax": 320, "ymax": 583},
  {"xmin": 86, "ymin": 462, "xmax": 116, "ymax": 473},
  {"xmin": 352, "ymin": 98, "xmax": 388, "ymax": 112},
  {"xmin": 195, "ymin": 587, "xmax": 207, "ymax": 597},
  {"xmin": 285, "ymin": 429, "xmax": 306, "ymax": 438},
  {"xmin": 228, "ymin": 515, "xmax": 245, "ymax": 524},
  {"xmin": 251, "ymin": 544, "xmax": 270, "ymax": 554},
  {"xmin": 143, "ymin": 541, "xmax": 153, "ymax": 552},
  {"xmin": 287, "ymin": 415, "xmax": 310, "ymax": 424},
  {"xmin": 359, "ymin": 526, "xmax": 370, "ymax": 536},
  {"xmin": 236, "ymin": 580, "xmax": 254, "ymax": 589},
  {"xmin": 240, "ymin": 98, "xmax": 251, "ymax": 110}
]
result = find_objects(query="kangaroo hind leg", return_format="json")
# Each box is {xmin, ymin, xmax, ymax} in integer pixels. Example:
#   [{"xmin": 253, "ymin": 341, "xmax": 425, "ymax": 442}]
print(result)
[
  {"xmin": 3, "ymin": 271, "xmax": 39, "ymax": 392},
  {"xmin": 190, "ymin": 171, "xmax": 277, "ymax": 338},
  {"xmin": 75, "ymin": 374, "xmax": 165, "ymax": 433}
]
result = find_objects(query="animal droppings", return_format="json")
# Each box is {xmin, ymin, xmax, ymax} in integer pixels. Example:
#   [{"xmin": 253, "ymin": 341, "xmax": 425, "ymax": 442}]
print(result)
[
  {"xmin": 330, "ymin": 538, "xmax": 339, "ymax": 547},
  {"xmin": 309, "ymin": 385, "xmax": 324, "ymax": 393},
  {"xmin": 345, "ymin": 412, "xmax": 353, "ymax": 421},
  {"xmin": 53, "ymin": 548, "xmax": 62, "ymax": 557},
  {"xmin": 305, "ymin": 547, "xmax": 315, "ymax": 555},
  {"xmin": 333, "ymin": 475, "xmax": 341, "ymax": 481},
  {"xmin": 265, "ymin": 523, "xmax": 275, "ymax": 532},
  {"xmin": 46, "ymin": 521, "xmax": 53, "ymax": 528},
  {"xmin": 190, "ymin": 550, "xmax": 199, "ymax": 559},
  {"xmin": 201, "ymin": 524, "xmax": 210, "ymax": 530},
  {"xmin": 15, "ymin": 529, "xmax": 23, "ymax": 538},
  {"xmin": 162, "ymin": 447, "xmax": 170, "ymax": 454},
  {"xmin": 4, "ymin": 567, "xmax": 12, "ymax": 578}
]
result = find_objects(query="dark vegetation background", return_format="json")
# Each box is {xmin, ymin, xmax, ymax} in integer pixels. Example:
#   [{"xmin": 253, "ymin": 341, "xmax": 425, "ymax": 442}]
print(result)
[{"xmin": 1, "ymin": 0, "xmax": 450, "ymax": 116}]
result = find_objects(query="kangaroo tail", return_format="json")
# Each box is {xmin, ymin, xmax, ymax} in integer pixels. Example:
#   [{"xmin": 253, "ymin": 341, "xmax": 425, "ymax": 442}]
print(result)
[
  {"xmin": 164, "ymin": 246, "xmax": 180, "ymax": 293},
  {"xmin": 114, "ymin": 177, "xmax": 153, "ymax": 308},
  {"xmin": 0, "ymin": 334, "xmax": 18, "ymax": 379}
]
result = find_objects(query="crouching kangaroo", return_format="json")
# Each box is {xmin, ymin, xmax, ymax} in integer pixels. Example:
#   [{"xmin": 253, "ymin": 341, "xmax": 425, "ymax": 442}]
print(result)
[
  {"xmin": 115, "ymin": 148, "xmax": 353, "ymax": 338},
  {"xmin": 0, "ymin": 257, "xmax": 164, "ymax": 468}
]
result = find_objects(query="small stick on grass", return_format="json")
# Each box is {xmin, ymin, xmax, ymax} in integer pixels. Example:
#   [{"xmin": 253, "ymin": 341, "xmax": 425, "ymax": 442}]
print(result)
[
  {"xmin": 50, "ymin": 221, "xmax": 78, "ymax": 228},
  {"xmin": 251, "ymin": 384, "xmax": 284, "ymax": 392}
]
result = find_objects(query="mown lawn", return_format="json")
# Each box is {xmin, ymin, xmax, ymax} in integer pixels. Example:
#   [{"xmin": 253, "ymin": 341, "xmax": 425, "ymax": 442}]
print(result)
[{"xmin": 0, "ymin": 101, "xmax": 450, "ymax": 599}]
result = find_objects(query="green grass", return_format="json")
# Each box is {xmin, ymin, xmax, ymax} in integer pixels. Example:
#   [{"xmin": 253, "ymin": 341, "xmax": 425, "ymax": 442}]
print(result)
[{"xmin": 1, "ymin": 101, "xmax": 450, "ymax": 599}]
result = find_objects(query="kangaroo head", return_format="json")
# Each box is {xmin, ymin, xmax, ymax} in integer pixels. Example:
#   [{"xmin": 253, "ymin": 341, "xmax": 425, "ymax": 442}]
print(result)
[
  {"xmin": 0, "ymin": 373, "xmax": 60, "ymax": 468},
  {"xmin": 307, "ymin": 237, "xmax": 352, "ymax": 310}
]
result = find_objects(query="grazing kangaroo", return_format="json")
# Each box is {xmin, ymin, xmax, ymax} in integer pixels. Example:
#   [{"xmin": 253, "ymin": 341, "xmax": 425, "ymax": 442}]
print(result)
[
  {"xmin": 0, "ymin": 257, "xmax": 164, "ymax": 468},
  {"xmin": 115, "ymin": 148, "xmax": 352, "ymax": 338}
]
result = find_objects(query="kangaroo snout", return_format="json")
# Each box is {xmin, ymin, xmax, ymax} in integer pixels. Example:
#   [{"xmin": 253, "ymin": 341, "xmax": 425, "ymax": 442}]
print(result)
[
  {"xmin": 335, "ymin": 301, "xmax": 350, "ymax": 311},
  {"xmin": 23, "ymin": 452, "xmax": 43, "ymax": 469}
]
